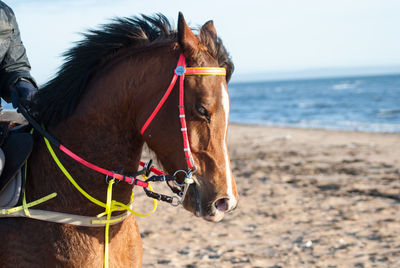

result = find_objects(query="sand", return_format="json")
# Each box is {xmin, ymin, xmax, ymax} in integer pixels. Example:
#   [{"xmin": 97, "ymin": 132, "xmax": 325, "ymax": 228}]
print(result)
[{"xmin": 135, "ymin": 124, "xmax": 400, "ymax": 267}]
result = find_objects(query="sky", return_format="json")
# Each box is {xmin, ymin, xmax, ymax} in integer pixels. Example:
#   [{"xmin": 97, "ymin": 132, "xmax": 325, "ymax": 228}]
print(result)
[{"xmin": 7, "ymin": 0, "xmax": 400, "ymax": 84}]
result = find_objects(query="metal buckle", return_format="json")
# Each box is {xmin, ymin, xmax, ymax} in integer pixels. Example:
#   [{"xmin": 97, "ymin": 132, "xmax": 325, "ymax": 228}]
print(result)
[
  {"xmin": 105, "ymin": 174, "xmax": 116, "ymax": 184},
  {"xmin": 172, "ymin": 169, "xmax": 189, "ymax": 186},
  {"xmin": 128, "ymin": 176, "xmax": 135, "ymax": 185},
  {"xmin": 169, "ymin": 169, "xmax": 195, "ymax": 206},
  {"xmin": 170, "ymin": 196, "xmax": 181, "ymax": 207}
]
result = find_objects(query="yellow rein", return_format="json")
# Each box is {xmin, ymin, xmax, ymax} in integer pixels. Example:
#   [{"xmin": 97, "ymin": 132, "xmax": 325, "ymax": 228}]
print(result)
[
  {"xmin": 43, "ymin": 136, "xmax": 157, "ymax": 268},
  {"xmin": 1, "ymin": 134, "xmax": 158, "ymax": 268},
  {"xmin": 43, "ymin": 136, "xmax": 158, "ymax": 218}
]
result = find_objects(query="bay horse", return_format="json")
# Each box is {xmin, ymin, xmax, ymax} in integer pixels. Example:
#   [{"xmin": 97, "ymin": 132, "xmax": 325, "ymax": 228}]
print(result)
[{"xmin": 0, "ymin": 13, "xmax": 238, "ymax": 267}]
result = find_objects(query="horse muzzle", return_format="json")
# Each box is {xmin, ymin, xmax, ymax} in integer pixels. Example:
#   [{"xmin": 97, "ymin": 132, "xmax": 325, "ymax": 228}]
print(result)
[{"xmin": 184, "ymin": 180, "xmax": 238, "ymax": 222}]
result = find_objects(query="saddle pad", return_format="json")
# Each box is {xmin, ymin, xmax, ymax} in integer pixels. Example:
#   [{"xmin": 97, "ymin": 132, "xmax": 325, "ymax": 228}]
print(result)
[{"xmin": 0, "ymin": 133, "xmax": 33, "ymax": 194}]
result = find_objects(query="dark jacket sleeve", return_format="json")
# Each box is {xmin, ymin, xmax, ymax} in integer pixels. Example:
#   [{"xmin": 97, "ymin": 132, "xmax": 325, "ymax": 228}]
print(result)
[{"xmin": 0, "ymin": 3, "xmax": 35, "ymax": 103}]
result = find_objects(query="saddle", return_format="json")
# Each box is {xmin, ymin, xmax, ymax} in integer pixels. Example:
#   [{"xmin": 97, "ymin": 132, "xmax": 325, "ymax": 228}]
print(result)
[{"xmin": 0, "ymin": 110, "xmax": 33, "ymax": 208}]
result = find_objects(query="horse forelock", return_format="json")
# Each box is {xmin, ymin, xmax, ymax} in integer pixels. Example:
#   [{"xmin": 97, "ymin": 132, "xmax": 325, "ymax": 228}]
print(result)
[{"xmin": 32, "ymin": 13, "xmax": 233, "ymax": 127}]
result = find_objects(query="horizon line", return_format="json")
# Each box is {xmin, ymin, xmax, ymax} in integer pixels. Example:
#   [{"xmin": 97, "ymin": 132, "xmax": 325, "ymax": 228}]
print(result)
[{"xmin": 231, "ymin": 65, "xmax": 400, "ymax": 83}]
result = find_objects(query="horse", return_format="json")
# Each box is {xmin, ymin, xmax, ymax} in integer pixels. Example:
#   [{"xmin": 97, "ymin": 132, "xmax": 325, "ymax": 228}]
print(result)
[{"xmin": 0, "ymin": 13, "xmax": 238, "ymax": 267}]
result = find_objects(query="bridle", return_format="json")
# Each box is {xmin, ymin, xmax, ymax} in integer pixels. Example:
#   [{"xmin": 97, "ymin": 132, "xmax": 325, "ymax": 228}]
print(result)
[
  {"xmin": 139, "ymin": 52, "xmax": 226, "ymax": 205},
  {"xmin": 140, "ymin": 53, "xmax": 226, "ymax": 170}
]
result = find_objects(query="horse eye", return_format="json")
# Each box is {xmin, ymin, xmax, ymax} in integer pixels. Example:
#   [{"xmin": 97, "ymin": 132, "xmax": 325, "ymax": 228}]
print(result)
[{"xmin": 196, "ymin": 104, "xmax": 210, "ymax": 121}]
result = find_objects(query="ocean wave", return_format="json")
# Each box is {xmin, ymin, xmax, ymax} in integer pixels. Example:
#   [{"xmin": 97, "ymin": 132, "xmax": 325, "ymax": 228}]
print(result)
[
  {"xmin": 376, "ymin": 109, "xmax": 400, "ymax": 118},
  {"xmin": 297, "ymin": 102, "xmax": 332, "ymax": 109},
  {"xmin": 331, "ymin": 80, "xmax": 361, "ymax": 90}
]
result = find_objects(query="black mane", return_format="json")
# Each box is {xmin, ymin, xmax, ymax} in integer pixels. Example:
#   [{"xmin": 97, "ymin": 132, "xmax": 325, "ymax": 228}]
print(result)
[{"xmin": 33, "ymin": 14, "xmax": 234, "ymax": 126}]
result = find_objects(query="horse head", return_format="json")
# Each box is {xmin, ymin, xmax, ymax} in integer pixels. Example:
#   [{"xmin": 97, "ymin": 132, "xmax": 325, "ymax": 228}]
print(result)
[
  {"xmin": 33, "ymin": 12, "xmax": 237, "ymax": 223},
  {"xmin": 141, "ymin": 13, "xmax": 238, "ymax": 222}
]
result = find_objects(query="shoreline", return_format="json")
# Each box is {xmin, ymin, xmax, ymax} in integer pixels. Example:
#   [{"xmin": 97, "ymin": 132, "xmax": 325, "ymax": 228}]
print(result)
[
  {"xmin": 229, "ymin": 122, "xmax": 400, "ymax": 137},
  {"xmin": 229, "ymin": 122, "xmax": 400, "ymax": 135},
  {"xmin": 228, "ymin": 123, "xmax": 399, "ymax": 151}
]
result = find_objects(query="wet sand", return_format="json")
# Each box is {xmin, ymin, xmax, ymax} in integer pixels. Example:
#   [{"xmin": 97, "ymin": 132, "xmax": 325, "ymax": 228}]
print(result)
[{"xmin": 135, "ymin": 124, "xmax": 400, "ymax": 267}]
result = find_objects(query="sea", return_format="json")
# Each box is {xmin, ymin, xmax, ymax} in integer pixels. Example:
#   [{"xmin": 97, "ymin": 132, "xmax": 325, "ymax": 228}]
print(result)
[
  {"xmin": 2, "ymin": 74, "xmax": 399, "ymax": 133},
  {"xmin": 229, "ymin": 74, "xmax": 400, "ymax": 133}
]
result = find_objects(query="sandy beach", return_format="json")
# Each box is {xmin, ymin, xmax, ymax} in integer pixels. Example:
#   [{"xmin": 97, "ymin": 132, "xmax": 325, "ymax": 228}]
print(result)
[{"xmin": 135, "ymin": 124, "xmax": 400, "ymax": 267}]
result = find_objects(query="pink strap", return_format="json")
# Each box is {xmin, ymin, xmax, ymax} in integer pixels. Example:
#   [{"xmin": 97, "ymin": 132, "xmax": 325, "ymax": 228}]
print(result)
[
  {"xmin": 60, "ymin": 145, "xmax": 151, "ymax": 187},
  {"xmin": 138, "ymin": 161, "xmax": 164, "ymax": 176},
  {"xmin": 178, "ymin": 66, "xmax": 195, "ymax": 169},
  {"xmin": 140, "ymin": 75, "xmax": 177, "ymax": 135},
  {"xmin": 140, "ymin": 54, "xmax": 186, "ymax": 135}
]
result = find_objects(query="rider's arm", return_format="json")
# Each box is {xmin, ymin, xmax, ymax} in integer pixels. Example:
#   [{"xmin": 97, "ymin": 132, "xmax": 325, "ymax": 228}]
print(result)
[{"xmin": 0, "ymin": 3, "xmax": 36, "ymax": 103}]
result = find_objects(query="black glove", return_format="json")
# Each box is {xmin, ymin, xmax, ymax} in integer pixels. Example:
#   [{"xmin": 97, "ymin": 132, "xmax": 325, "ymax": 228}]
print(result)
[{"xmin": 11, "ymin": 79, "xmax": 38, "ymax": 109}]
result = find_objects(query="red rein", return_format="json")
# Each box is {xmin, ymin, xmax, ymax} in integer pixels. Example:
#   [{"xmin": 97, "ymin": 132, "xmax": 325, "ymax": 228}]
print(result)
[
  {"xmin": 56, "ymin": 53, "xmax": 225, "ymax": 187},
  {"xmin": 59, "ymin": 145, "xmax": 158, "ymax": 187}
]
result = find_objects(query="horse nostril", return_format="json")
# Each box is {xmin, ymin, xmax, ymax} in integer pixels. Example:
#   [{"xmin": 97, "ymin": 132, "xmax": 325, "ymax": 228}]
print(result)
[{"xmin": 214, "ymin": 198, "xmax": 230, "ymax": 212}]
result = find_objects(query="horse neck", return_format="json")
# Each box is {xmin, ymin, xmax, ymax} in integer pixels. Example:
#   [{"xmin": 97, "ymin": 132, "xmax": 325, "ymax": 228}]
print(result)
[{"xmin": 26, "ymin": 46, "xmax": 178, "ymax": 216}]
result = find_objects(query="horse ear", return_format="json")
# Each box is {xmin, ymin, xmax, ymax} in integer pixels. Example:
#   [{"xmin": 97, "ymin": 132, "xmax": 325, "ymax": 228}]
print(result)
[
  {"xmin": 178, "ymin": 12, "xmax": 199, "ymax": 57},
  {"xmin": 200, "ymin": 20, "xmax": 217, "ymax": 40}
]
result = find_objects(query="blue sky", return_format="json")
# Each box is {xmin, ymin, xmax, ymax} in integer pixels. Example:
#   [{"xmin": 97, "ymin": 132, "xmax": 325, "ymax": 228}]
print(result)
[{"xmin": 8, "ymin": 0, "xmax": 400, "ymax": 84}]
